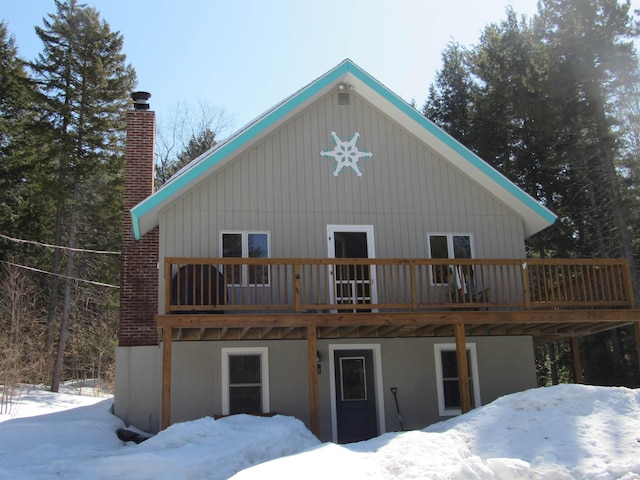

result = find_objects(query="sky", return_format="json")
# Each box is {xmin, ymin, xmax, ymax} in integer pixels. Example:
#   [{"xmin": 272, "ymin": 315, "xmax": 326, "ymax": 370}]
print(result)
[
  {"xmin": 0, "ymin": 0, "xmax": 565, "ymax": 133},
  {"xmin": 1, "ymin": 383, "xmax": 639, "ymax": 478}
]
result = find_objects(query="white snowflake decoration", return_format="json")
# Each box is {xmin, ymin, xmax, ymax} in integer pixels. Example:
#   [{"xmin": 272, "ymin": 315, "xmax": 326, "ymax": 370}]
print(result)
[{"xmin": 320, "ymin": 131, "xmax": 373, "ymax": 177}]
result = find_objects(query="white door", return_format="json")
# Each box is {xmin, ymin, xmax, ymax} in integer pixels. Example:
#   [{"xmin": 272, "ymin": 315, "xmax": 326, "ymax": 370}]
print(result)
[{"xmin": 327, "ymin": 225, "xmax": 377, "ymax": 309}]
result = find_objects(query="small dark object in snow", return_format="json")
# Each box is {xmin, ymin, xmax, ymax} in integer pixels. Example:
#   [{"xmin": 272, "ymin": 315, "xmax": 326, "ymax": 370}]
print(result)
[{"xmin": 116, "ymin": 428, "xmax": 148, "ymax": 444}]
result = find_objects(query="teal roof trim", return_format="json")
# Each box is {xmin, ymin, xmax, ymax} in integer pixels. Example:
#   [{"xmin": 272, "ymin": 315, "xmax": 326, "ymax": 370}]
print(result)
[
  {"xmin": 131, "ymin": 59, "xmax": 555, "ymax": 239},
  {"xmin": 346, "ymin": 62, "xmax": 557, "ymax": 225},
  {"xmin": 132, "ymin": 211, "xmax": 141, "ymax": 241},
  {"xmin": 130, "ymin": 61, "xmax": 352, "ymax": 240}
]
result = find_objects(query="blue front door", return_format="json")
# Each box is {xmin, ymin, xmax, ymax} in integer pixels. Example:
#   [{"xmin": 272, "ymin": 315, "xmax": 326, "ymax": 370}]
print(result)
[{"xmin": 334, "ymin": 349, "xmax": 378, "ymax": 443}]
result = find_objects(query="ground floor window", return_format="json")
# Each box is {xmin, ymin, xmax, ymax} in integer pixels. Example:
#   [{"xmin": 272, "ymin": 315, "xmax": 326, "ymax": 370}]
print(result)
[
  {"xmin": 434, "ymin": 343, "xmax": 481, "ymax": 416},
  {"xmin": 221, "ymin": 347, "xmax": 269, "ymax": 415}
]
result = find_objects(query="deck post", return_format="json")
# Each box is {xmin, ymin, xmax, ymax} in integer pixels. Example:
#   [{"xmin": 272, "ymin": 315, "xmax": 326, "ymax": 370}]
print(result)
[
  {"xmin": 570, "ymin": 336, "xmax": 583, "ymax": 384},
  {"xmin": 294, "ymin": 261, "xmax": 301, "ymax": 313},
  {"xmin": 521, "ymin": 262, "xmax": 532, "ymax": 310},
  {"xmin": 635, "ymin": 321, "xmax": 640, "ymax": 375},
  {"xmin": 454, "ymin": 322, "xmax": 472, "ymax": 413},
  {"xmin": 161, "ymin": 326, "xmax": 172, "ymax": 430},
  {"xmin": 410, "ymin": 261, "xmax": 418, "ymax": 311},
  {"xmin": 307, "ymin": 324, "xmax": 320, "ymax": 437}
]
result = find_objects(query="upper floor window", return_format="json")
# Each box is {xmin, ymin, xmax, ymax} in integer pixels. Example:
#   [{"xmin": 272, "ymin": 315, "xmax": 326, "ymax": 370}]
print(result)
[
  {"xmin": 428, "ymin": 233, "xmax": 473, "ymax": 284},
  {"xmin": 221, "ymin": 231, "xmax": 270, "ymax": 286}
]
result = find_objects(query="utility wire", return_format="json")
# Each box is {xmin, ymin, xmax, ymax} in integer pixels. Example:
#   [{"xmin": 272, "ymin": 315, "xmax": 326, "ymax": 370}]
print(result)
[
  {"xmin": 1, "ymin": 260, "xmax": 120, "ymax": 289},
  {"xmin": 0, "ymin": 232, "xmax": 121, "ymax": 255}
]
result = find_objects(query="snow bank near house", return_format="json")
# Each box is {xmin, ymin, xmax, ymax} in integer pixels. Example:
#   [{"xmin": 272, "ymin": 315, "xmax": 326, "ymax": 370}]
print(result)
[
  {"xmin": 1, "ymin": 384, "xmax": 639, "ymax": 479},
  {"xmin": 234, "ymin": 384, "xmax": 640, "ymax": 479}
]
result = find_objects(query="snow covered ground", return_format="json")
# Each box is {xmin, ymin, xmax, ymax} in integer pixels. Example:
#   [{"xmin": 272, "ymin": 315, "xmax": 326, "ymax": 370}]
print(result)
[{"xmin": 0, "ymin": 383, "xmax": 639, "ymax": 479}]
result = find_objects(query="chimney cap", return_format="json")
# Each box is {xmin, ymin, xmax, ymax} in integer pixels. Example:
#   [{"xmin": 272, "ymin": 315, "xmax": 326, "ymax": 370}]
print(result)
[{"xmin": 131, "ymin": 91, "xmax": 151, "ymax": 110}]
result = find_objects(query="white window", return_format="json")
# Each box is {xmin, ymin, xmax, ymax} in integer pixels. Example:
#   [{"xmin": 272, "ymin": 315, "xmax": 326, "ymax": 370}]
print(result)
[
  {"xmin": 221, "ymin": 347, "xmax": 270, "ymax": 415},
  {"xmin": 221, "ymin": 231, "xmax": 270, "ymax": 286},
  {"xmin": 434, "ymin": 343, "xmax": 481, "ymax": 416},
  {"xmin": 428, "ymin": 233, "xmax": 473, "ymax": 285}
]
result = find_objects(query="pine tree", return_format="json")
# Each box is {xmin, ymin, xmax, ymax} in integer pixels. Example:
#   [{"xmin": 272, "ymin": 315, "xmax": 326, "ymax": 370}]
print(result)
[
  {"xmin": 30, "ymin": 0, "xmax": 136, "ymax": 391},
  {"xmin": 424, "ymin": 0, "xmax": 640, "ymax": 385},
  {"xmin": 534, "ymin": 0, "xmax": 639, "ymax": 261},
  {"xmin": 0, "ymin": 22, "xmax": 48, "ymax": 263},
  {"xmin": 422, "ymin": 41, "xmax": 475, "ymax": 147}
]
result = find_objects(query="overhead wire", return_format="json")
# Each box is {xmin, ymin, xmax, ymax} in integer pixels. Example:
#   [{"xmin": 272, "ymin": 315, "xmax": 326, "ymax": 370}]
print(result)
[
  {"xmin": 0, "ymin": 260, "xmax": 119, "ymax": 289},
  {"xmin": 0, "ymin": 232, "xmax": 121, "ymax": 289},
  {"xmin": 0, "ymin": 232, "xmax": 121, "ymax": 255}
]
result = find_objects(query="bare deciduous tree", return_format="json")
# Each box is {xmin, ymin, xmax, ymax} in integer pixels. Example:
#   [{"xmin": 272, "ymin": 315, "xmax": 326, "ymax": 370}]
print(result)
[
  {"xmin": 155, "ymin": 99, "xmax": 234, "ymax": 187},
  {"xmin": 0, "ymin": 264, "xmax": 48, "ymax": 414}
]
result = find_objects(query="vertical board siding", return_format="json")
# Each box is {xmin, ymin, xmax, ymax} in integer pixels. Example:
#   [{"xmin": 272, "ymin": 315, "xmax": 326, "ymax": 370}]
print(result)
[{"xmin": 160, "ymin": 91, "xmax": 525, "ymax": 260}]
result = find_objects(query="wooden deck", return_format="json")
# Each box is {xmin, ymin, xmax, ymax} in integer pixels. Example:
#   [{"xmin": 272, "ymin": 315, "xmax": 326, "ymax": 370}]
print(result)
[
  {"xmin": 157, "ymin": 257, "xmax": 638, "ymax": 343},
  {"xmin": 155, "ymin": 257, "xmax": 640, "ymax": 432}
]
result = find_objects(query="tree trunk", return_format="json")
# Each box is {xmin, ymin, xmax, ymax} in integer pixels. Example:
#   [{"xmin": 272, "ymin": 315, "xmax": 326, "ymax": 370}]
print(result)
[
  {"xmin": 51, "ymin": 183, "xmax": 79, "ymax": 392},
  {"xmin": 46, "ymin": 199, "xmax": 65, "ymax": 354}
]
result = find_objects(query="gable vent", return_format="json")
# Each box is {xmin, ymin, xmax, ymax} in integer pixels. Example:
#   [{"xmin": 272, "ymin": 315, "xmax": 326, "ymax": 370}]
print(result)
[{"xmin": 338, "ymin": 92, "xmax": 351, "ymax": 106}]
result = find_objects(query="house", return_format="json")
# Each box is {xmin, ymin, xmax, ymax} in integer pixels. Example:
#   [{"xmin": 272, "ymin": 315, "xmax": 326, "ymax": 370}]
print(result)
[{"xmin": 116, "ymin": 59, "xmax": 640, "ymax": 443}]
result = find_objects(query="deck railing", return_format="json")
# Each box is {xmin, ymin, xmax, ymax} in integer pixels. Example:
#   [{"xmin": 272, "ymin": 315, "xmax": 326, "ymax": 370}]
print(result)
[{"xmin": 163, "ymin": 257, "xmax": 634, "ymax": 314}]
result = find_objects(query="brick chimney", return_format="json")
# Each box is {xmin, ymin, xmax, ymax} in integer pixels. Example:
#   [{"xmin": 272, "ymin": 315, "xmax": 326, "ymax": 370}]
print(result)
[{"xmin": 120, "ymin": 92, "xmax": 159, "ymax": 346}]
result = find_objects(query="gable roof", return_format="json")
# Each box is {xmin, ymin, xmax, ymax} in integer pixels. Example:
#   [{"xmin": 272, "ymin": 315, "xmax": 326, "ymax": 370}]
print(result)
[{"xmin": 131, "ymin": 59, "xmax": 556, "ymax": 240}]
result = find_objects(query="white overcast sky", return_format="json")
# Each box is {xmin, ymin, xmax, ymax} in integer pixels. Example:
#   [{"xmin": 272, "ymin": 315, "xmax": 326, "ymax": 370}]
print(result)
[{"xmin": 2, "ymin": 0, "xmax": 639, "ymax": 131}]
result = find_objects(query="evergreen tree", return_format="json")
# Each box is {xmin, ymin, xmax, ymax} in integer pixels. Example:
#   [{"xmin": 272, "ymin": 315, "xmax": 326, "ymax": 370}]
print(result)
[
  {"xmin": 424, "ymin": 0, "xmax": 640, "ymax": 385},
  {"xmin": 30, "ymin": 0, "xmax": 136, "ymax": 391},
  {"xmin": 422, "ymin": 41, "xmax": 475, "ymax": 147},
  {"xmin": 470, "ymin": 9, "xmax": 580, "ymax": 257},
  {"xmin": 0, "ymin": 22, "xmax": 48, "ymax": 263},
  {"xmin": 533, "ymin": 0, "xmax": 639, "ymax": 261},
  {"xmin": 176, "ymin": 128, "xmax": 218, "ymax": 168}
]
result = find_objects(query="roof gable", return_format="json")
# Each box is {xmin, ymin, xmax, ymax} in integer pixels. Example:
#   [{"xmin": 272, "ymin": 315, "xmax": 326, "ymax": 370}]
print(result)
[{"xmin": 131, "ymin": 59, "xmax": 556, "ymax": 239}]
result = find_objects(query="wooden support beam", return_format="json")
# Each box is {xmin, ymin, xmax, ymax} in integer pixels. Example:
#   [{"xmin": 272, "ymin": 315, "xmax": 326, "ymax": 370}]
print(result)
[
  {"xmin": 433, "ymin": 324, "xmax": 455, "ymax": 336},
  {"xmin": 156, "ymin": 309, "xmax": 640, "ymax": 329},
  {"xmin": 414, "ymin": 324, "xmax": 439, "ymax": 336},
  {"xmin": 636, "ymin": 321, "xmax": 640, "ymax": 374},
  {"xmin": 260, "ymin": 327, "xmax": 273, "ymax": 339},
  {"xmin": 281, "ymin": 327, "xmax": 303, "ymax": 339},
  {"xmin": 339, "ymin": 325, "xmax": 362, "ymax": 337},
  {"xmin": 378, "ymin": 325, "xmax": 403, "ymax": 337},
  {"xmin": 571, "ymin": 336, "xmax": 583, "ymax": 384},
  {"xmin": 161, "ymin": 327, "xmax": 172, "ymax": 430},
  {"xmin": 319, "ymin": 325, "xmax": 340, "ymax": 337},
  {"xmin": 279, "ymin": 326, "xmax": 296, "ymax": 339},
  {"xmin": 357, "ymin": 325, "xmax": 380, "ymax": 337},
  {"xmin": 454, "ymin": 322, "xmax": 472, "ymax": 414},
  {"xmin": 467, "ymin": 324, "xmax": 489, "ymax": 336},
  {"xmin": 307, "ymin": 325, "xmax": 320, "ymax": 437}
]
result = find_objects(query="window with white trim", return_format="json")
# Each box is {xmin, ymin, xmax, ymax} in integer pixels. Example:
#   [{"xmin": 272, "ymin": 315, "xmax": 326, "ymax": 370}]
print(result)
[
  {"xmin": 221, "ymin": 347, "xmax": 270, "ymax": 415},
  {"xmin": 428, "ymin": 233, "xmax": 473, "ymax": 284},
  {"xmin": 434, "ymin": 343, "xmax": 481, "ymax": 416},
  {"xmin": 221, "ymin": 231, "xmax": 270, "ymax": 286}
]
